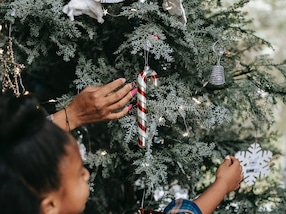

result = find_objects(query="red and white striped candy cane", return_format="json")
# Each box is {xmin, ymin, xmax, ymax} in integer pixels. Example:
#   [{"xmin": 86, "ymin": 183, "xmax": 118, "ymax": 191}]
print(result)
[{"xmin": 137, "ymin": 66, "xmax": 158, "ymax": 148}]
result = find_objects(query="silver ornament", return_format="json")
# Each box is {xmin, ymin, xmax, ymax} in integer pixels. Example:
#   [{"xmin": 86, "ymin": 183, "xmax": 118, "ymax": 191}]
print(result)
[{"xmin": 209, "ymin": 41, "xmax": 225, "ymax": 86}]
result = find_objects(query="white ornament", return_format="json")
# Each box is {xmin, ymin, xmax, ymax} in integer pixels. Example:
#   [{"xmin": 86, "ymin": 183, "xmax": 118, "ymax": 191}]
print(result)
[
  {"xmin": 162, "ymin": 0, "xmax": 187, "ymax": 25},
  {"xmin": 62, "ymin": 0, "xmax": 125, "ymax": 23},
  {"xmin": 235, "ymin": 143, "xmax": 272, "ymax": 186},
  {"xmin": 77, "ymin": 134, "xmax": 87, "ymax": 161},
  {"xmin": 78, "ymin": 142, "xmax": 87, "ymax": 161}
]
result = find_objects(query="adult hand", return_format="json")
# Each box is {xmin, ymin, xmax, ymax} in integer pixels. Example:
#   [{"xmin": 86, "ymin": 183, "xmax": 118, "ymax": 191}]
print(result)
[{"xmin": 53, "ymin": 78, "xmax": 137, "ymax": 131}]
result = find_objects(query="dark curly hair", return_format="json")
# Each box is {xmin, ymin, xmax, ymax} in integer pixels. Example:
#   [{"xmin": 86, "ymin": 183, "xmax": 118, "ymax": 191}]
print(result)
[{"xmin": 0, "ymin": 95, "xmax": 69, "ymax": 214}]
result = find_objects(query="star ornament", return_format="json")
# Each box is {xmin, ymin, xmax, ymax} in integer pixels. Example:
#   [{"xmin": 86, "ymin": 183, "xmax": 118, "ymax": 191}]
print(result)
[{"xmin": 235, "ymin": 143, "xmax": 272, "ymax": 186}]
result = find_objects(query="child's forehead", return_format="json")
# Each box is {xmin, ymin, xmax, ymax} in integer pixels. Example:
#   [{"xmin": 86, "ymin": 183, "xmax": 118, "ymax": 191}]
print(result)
[{"xmin": 60, "ymin": 136, "xmax": 81, "ymax": 167}]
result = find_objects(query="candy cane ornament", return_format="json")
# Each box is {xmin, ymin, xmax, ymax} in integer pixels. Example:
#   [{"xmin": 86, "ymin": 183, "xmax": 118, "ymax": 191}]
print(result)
[{"xmin": 137, "ymin": 66, "xmax": 158, "ymax": 148}]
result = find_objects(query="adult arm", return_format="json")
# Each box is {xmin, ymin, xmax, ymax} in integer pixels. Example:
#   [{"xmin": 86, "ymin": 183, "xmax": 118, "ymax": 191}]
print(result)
[{"xmin": 52, "ymin": 78, "xmax": 136, "ymax": 131}]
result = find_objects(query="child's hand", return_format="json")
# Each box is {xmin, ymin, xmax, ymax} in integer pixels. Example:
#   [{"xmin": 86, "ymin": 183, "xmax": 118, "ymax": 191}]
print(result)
[
  {"xmin": 193, "ymin": 156, "xmax": 243, "ymax": 214},
  {"xmin": 215, "ymin": 156, "xmax": 243, "ymax": 193}
]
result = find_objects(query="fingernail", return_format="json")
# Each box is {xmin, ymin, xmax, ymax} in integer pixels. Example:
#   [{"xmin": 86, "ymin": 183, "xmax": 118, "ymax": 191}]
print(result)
[
  {"xmin": 121, "ymin": 78, "xmax": 126, "ymax": 84},
  {"xmin": 130, "ymin": 82, "xmax": 136, "ymax": 88},
  {"xmin": 225, "ymin": 155, "xmax": 230, "ymax": 160},
  {"xmin": 127, "ymin": 104, "xmax": 133, "ymax": 111},
  {"xmin": 130, "ymin": 88, "xmax": 138, "ymax": 97}
]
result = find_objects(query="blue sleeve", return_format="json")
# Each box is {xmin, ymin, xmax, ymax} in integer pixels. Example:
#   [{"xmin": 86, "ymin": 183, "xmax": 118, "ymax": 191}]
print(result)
[{"xmin": 163, "ymin": 198, "xmax": 202, "ymax": 214}]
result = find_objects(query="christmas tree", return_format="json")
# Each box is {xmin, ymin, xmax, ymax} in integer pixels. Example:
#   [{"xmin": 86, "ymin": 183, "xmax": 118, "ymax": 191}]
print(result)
[{"xmin": 1, "ymin": 0, "xmax": 286, "ymax": 213}]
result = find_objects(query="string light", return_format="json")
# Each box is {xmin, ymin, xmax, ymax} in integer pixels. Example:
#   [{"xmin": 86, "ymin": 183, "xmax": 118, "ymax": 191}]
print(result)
[
  {"xmin": 192, "ymin": 97, "xmax": 201, "ymax": 104},
  {"xmin": 0, "ymin": 24, "xmax": 25, "ymax": 97},
  {"xmin": 182, "ymin": 132, "xmax": 189, "ymax": 137},
  {"xmin": 100, "ymin": 150, "xmax": 107, "ymax": 156}
]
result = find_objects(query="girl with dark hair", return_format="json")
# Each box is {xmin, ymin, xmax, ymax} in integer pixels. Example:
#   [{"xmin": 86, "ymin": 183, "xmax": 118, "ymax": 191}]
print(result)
[
  {"xmin": 0, "ymin": 95, "xmax": 90, "ymax": 214},
  {"xmin": 0, "ymin": 84, "xmax": 242, "ymax": 214}
]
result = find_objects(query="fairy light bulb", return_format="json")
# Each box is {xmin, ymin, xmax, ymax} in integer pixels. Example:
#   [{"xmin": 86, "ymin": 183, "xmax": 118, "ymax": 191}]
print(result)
[
  {"xmin": 100, "ymin": 150, "xmax": 107, "ymax": 156},
  {"xmin": 192, "ymin": 97, "xmax": 201, "ymax": 104},
  {"xmin": 182, "ymin": 132, "xmax": 189, "ymax": 137}
]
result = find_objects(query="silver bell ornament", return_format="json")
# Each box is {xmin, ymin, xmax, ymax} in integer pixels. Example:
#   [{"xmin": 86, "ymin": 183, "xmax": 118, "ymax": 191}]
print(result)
[{"xmin": 209, "ymin": 41, "xmax": 225, "ymax": 86}]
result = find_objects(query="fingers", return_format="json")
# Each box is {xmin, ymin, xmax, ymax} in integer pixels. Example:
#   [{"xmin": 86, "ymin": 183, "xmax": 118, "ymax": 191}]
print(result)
[
  {"xmin": 106, "ymin": 105, "xmax": 130, "ymax": 120},
  {"xmin": 229, "ymin": 157, "xmax": 242, "ymax": 174},
  {"xmin": 234, "ymin": 173, "xmax": 244, "ymax": 190},
  {"xmin": 224, "ymin": 155, "xmax": 232, "ymax": 166},
  {"xmin": 240, "ymin": 173, "xmax": 244, "ymax": 182},
  {"xmin": 82, "ymin": 85, "xmax": 102, "ymax": 93},
  {"xmin": 223, "ymin": 155, "xmax": 243, "ymax": 177},
  {"xmin": 228, "ymin": 156, "xmax": 244, "ymax": 187},
  {"xmin": 84, "ymin": 78, "xmax": 136, "ymax": 121},
  {"xmin": 216, "ymin": 156, "xmax": 244, "ymax": 192},
  {"xmin": 99, "ymin": 79, "xmax": 137, "ymax": 120},
  {"xmin": 99, "ymin": 78, "xmax": 127, "ymax": 97},
  {"xmin": 224, "ymin": 156, "xmax": 241, "ymax": 167},
  {"xmin": 79, "ymin": 78, "xmax": 126, "ymax": 94},
  {"xmin": 109, "ymin": 88, "xmax": 137, "ymax": 111}
]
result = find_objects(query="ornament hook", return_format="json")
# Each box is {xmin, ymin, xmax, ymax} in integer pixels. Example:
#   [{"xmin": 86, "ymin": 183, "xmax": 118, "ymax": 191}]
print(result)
[{"xmin": 212, "ymin": 40, "xmax": 225, "ymax": 66}]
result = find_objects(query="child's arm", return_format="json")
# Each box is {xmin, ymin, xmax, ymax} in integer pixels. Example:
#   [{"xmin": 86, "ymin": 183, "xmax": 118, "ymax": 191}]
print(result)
[
  {"xmin": 51, "ymin": 78, "xmax": 136, "ymax": 131},
  {"xmin": 193, "ymin": 156, "xmax": 243, "ymax": 214}
]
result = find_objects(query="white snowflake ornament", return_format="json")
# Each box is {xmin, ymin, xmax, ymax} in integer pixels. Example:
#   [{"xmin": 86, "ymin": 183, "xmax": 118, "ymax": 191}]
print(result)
[{"xmin": 235, "ymin": 143, "xmax": 272, "ymax": 186}]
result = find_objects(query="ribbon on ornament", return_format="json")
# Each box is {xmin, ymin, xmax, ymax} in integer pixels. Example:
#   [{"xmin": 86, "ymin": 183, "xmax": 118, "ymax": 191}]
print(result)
[{"xmin": 137, "ymin": 66, "xmax": 158, "ymax": 148}]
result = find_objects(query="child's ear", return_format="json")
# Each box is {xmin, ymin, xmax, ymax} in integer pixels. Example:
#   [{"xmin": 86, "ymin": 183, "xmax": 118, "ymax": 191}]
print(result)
[{"xmin": 40, "ymin": 193, "xmax": 61, "ymax": 214}]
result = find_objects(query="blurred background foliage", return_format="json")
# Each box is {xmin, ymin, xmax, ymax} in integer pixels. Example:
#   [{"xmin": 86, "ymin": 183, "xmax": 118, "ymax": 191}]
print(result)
[{"xmin": 241, "ymin": 0, "xmax": 286, "ymax": 185}]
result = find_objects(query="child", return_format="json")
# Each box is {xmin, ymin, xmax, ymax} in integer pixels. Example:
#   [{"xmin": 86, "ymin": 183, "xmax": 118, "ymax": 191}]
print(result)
[
  {"xmin": 0, "ymin": 95, "xmax": 90, "ymax": 214},
  {"xmin": 0, "ymin": 95, "xmax": 242, "ymax": 214}
]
